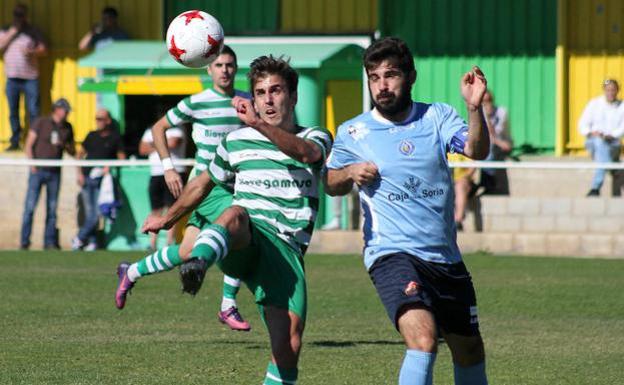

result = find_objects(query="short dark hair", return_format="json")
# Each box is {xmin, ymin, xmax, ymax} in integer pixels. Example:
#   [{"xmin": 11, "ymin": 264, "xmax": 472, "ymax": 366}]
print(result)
[
  {"xmin": 102, "ymin": 6, "xmax": 118, "ymax": 18},
  {"xmin": 363, "ymin": 37, "xmax": 415, "ymax": 76},
  {"xmin": 220, "ymin": 45, "xmax": 237, "ymax": 64},
  {"xmin": 13, "ymin": 3, "xmax": 27, "ymax": 17},
  {"xmin": 248, "ymin": 55, "xmax": 298, "ymax": 95}
]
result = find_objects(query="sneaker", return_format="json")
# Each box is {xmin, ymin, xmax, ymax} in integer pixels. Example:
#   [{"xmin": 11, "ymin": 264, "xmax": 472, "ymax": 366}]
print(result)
[
  {"xmin": 84, "ymin": 242, "xmax": 97, "ymax": 251},
  {"xmin": 586, "ymin": 188, "xmax": 600, "ymax": 197},
  {"xmin": 218, "ymin": 307, "xmax": 251, "ymax": 331},
  {"xmin": 5, "ymin": 144, "xmax": 19, "ymax": 152},
  {"xmin": 71, "ymin": 237, "xmax": 84, "ymax": 251},
  {"xmin": 115, "ymin": 262, "xmax": 135, "ymax": 310}
]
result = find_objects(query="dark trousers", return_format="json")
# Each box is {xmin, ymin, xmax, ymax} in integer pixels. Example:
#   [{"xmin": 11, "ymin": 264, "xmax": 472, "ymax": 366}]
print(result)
[
  {"xmin": 6, "ymin": 78, "xmax": 40, "ymax": 147},
  {"xmin": 77, "ymin": 176, "xmax": 102, "ymax": 244},
  {"xmin": 21, "ymin": 169, "xmax": 61, "ymax": 248}
]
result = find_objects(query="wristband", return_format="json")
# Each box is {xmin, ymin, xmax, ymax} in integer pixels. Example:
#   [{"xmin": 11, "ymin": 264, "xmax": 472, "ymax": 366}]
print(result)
[{"xmin": 162, "ymin": 157, "xmax": 174, "ymax": 171}]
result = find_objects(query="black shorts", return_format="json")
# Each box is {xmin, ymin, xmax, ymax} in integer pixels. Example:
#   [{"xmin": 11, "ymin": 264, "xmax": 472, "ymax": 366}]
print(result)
[
  {"xmin": 149, "ymin": 175, "xmax": 175, "ymax": 209},
  {"xmin": 369, "ymin": 252, "xmax": 480, "ymax": 336}
]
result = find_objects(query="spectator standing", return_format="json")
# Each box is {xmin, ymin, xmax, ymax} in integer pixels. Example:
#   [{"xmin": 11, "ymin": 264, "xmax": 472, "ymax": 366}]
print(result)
[
  {"xmin": 78, "ymin": 6, "xmax": 129, "ymax": 51},
  {"xmin": 138, "ymin": 124, "xmax": 187, "ymax": 249},
  {"xmin": 578, "ymin": 79, "xmax": 624, "ymax": 197},
  {"xmin": 481, "ymin": 90, "xmax": 512, "ymax": 195},
  {"xmin": 0, "ymin": 3, "xmax": 47, "ymax": 151},
  {"xmin": 72, "ymin": 109, "xmax": 126, "ymax": 251},
  {"xmin": 20, "ymin": 98, "xmax": 75, "ymax": 249},
  {"xmin": 78, "ymin": 6, "xmax": 129, "ymax": 107}
]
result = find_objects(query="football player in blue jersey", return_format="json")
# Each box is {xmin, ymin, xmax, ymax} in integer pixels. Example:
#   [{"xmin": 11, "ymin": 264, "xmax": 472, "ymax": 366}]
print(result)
[{"xmin": 325, "ymin": 37, "xmax": 490, "ymax": 385}]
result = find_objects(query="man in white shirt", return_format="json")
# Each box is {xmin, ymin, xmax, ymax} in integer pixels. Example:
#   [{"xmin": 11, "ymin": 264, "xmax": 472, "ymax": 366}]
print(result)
[
  {"xmin": 139, "ymin": 125, "xmax": 186, "ymax": 249},
  {"xmin": 578, "ymin": 79, "xmax": 624, "ymax": 196}
]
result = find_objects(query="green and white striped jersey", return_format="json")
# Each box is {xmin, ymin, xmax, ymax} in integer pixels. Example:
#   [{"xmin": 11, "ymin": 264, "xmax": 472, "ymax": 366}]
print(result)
[
  {"xmin": 166, "ymin": 88, "xmax": 250, "ymax": 172},
  {"xmin": 208, "ymin": 126, "xmax": 333, "ymax": 255}
]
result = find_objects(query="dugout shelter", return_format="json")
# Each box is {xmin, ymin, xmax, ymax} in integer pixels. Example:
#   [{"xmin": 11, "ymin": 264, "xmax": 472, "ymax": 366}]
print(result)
[{"xmin": 77, "ymin": 36, "xmax": 368, "ymax": 249}]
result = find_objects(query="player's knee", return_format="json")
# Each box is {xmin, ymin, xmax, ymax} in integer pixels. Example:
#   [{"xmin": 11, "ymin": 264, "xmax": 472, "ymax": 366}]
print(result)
[
  {"xmin": 216, "ymin": 205, "xmax": 251, "ymax": 248},
  {"xmin": 217, "ymin": 205, "xmax": 249, "ymax": 232},
  {"xmin": 398, "ymin": 306, "xmax": 437, "ymax": 352},
  {"xmin": 404, "ymin": 333, "xmax": 437, "ymax": 353}
]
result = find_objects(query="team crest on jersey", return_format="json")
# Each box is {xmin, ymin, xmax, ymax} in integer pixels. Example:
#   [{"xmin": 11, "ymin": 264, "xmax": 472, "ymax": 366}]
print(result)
[
  {"xmin": 399, "ymin": 139, "xmax": 415, "ymax": 156},
  {"xmin": 347, "ymin": 123, "xmax": 369, "ymax": 141},
  {"xmin": 403, "ymin": 176, "xmax": 422, "ymax": 194},
  {"xmin": 404, "ymin": 281, "xmax": 420, "ymax": 296}
]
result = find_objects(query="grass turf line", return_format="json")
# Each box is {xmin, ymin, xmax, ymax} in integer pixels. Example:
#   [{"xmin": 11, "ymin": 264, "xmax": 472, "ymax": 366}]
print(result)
[{"xmin": 0, "ymin": 251, "xmax": 623, "ymax": 384}]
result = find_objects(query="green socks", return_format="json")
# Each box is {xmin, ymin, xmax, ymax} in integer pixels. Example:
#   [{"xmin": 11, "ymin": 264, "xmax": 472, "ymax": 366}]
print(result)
[
  {"xmin": 191, "ymin": 224, "xmax": 229, "ymax": 266},
  {"xmin": 127, "ymin": 244, "xmax": 182, "ymax": 282},
  {"xmin": 264, "ymin": 362, "xmax": 298, "ymax": 385}
]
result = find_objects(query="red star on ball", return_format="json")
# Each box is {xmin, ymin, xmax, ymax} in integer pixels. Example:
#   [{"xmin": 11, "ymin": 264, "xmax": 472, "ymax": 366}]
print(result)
[
  {"xmin": 168, "ymin": 35, "xmax": 186, "ymax": 63},
  {"xmin": 180, "ymin": 10, "xmax": 204, "ymax": 25},
  {"xmin": 204, "ymin": 35, "xmax": 222, "ymax": 58}
]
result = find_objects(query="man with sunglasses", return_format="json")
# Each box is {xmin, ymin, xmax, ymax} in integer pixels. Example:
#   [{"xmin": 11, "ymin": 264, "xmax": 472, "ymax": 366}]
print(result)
[
  {"xmin": 0, "ymin": 3, "xmax": 47, "ymax": 151},
  {"xmin": 72, "ymin": 109, "xmax": 126, "ymax": 251}
]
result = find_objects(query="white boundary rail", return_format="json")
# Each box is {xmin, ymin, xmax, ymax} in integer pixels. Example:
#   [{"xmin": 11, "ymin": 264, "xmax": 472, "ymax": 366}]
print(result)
[{"xmin": 1, "ymin": 158, "xmax": 624, "ymax": 169}]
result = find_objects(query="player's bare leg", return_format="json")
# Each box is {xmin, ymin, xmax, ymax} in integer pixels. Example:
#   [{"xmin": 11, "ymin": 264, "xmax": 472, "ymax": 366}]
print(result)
[
  {"xmin": 263, "ymin": 306, "xmax": 304, "ymax": 384},
  {"xmin": 397, "ymin": 306, "xmax": 438, "ymax": 385}
]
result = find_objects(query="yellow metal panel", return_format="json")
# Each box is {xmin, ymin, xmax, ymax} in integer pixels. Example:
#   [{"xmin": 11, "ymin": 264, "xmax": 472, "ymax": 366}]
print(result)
[
  {"xmin": 567, "ymin": 54, "xmax": 624, "ymax": 152},
  {"xmin": 280, "ymin": 0, "xmax": 295, "ymax": 31},
  {"xmin": 325, "ymin": 80, "xmax": 362, "ymax": 136},
  {"xmin": 555, "ymin": 0, "xmax": 568, "ymax": 156},
  {"xmin": 280, "ymin": 0, "xmax": 377, "ymax": 33},
  {"xmin": 564, "ymin": 0, "xmax": 624, "ymax": 153},
  {"xmin": 567, "ymin": 0, "xmax": 624, "ymax": 51},
  {"xmin": 0, "ymin": 0, "xmax": 162, "ymax": 145},
  {"xmin": 117, "ymin": 76, "xmax": 203, "ymax": 95}
]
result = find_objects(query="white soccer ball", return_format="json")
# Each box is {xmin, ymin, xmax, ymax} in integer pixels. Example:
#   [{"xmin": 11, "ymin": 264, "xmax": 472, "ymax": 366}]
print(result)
[{"xmin": 166, "ymin": 10, "xmax": 224, "ymax": 68}]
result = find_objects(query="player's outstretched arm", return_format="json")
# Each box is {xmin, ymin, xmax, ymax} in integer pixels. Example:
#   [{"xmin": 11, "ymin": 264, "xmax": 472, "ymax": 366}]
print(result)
[
  {"xmin": 461, "ymin": 66, "xmax": 490, "ymax": 160},
  {"xmin": 152, "ymin": 115, "xmax": 184, "ymax": 198},
  {"xmin": 142, "ymin": 172, "xmax": 215, "ymax": 233},
  {"xmin": 325, "ymin": 162, "xmax": 379, "ymax": 196},
  {"xmin": 233, "ymin": 96, "xmax": 322, "ymax": 164}
]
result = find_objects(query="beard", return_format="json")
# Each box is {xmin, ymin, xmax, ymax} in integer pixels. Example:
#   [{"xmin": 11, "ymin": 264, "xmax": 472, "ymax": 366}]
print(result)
[{"xmin": 372, "ymin": 85, "xmax": 412, "ymax": 117}]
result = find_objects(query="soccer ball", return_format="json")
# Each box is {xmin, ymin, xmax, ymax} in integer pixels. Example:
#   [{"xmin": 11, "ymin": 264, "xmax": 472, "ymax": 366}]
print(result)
[{"xmin": 166, "ymin": 10, "xmax": 224, "ymax": 68}]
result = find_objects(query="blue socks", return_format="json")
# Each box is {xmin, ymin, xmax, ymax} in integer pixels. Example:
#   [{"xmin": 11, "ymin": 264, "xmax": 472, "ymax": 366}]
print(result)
[
  {"xmin": 454, "ymin": 361, "xmax": 488, "ymax": 385},
  {"xmin": 399, "ymin": 349, "xmax": 436, "ymax": 385}
]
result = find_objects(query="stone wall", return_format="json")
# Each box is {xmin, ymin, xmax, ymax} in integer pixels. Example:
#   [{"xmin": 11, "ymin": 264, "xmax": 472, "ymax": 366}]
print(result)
[{"xmin": 0, "ymin": 166, "xmax": 80, "ymax": 249}]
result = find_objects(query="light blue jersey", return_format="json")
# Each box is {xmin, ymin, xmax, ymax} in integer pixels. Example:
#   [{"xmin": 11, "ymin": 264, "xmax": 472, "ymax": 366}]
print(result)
[{"xmin": 326, "ymin": 102, "xmax": 470, "ymax": 269}]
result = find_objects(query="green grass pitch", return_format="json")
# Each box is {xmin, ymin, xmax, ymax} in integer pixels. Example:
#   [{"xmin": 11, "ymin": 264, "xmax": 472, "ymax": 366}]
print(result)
[{"xmin": 1, "ymin": 251, "xmax": 623, "ymax": 384}]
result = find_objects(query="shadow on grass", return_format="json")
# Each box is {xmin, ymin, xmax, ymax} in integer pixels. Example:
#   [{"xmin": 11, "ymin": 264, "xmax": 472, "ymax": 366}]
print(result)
[{"xmin": 308, "ymin": 340, "xmax": 403, "ymax": 348}]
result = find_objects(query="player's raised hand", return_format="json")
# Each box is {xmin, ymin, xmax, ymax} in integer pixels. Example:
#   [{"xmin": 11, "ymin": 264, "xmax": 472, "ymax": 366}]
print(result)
[
  {"xmin": 461, "ymin": 66, "xmax": 488, "ymax": 109},
  {"xmin": 348, "ymin": 162, "xmax": 379, "ymax": 186},
  {"xmin": 164, "ymin": 169, "xmax": 183, "ymax": 198},
  {"xmin": 232, "ymin": 96, "xmax": 261, "ymax": 128},
  {"xmin": 141, "ymin": 214, "xmax": 169, "ymax": 234}
]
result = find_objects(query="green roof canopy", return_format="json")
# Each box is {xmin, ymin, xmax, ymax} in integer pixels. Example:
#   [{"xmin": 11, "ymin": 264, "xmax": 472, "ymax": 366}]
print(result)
[{"xmin": 78, "ymin": 37, "xmax": 367, "ymax": 71}]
